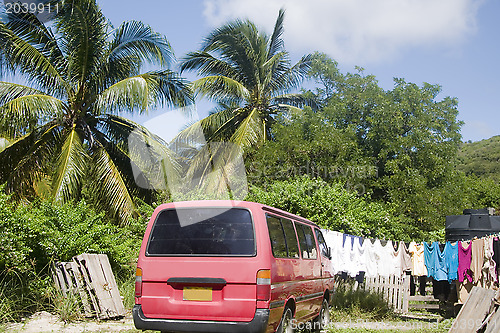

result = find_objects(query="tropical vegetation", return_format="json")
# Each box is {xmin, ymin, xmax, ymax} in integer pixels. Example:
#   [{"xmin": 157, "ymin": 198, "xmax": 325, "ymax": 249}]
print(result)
[
  {"xmin": 172, "ymin": 9, "xmax": 315, "ymax": 191},
  {"xmin": 0, "ymin": 0, "xmax": 192, "ymax": 223},
  {"xmin": 0, "ymin": 0, "xmax": 499, "ymax": 325}
]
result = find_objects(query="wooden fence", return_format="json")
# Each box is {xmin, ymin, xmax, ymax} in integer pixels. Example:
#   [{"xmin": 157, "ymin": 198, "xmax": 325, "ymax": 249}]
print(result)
[{"xmin": 364, "ymin": 273, "xmax": 411, "ymax": 313}]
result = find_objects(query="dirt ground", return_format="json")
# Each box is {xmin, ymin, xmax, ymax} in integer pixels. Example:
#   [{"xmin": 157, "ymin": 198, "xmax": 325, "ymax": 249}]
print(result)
[
  {"xmin": 2, "ymin": 311, "xmax": 138, "ymax": 333},
  {"xmin": 2, "ymin": 312, "xmax": 448, "ymax": 333}
]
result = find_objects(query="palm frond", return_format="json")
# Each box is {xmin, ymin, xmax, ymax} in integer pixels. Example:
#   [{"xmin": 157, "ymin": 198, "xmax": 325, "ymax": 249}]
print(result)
[
  {"xmin": 108, "ymin": 20, "xmax": 173, "ymax": 67},
  {"xmin": 96, "ymin": 70, "xmax": 192, "ymax": 114},
  {"xmin": 270, "ymin": 54, "xmax": 313, "ymax": 92},
  {"xmin": 273, "ymin": 93, "xmax": 320, "ymax": 111},
  {"xmin": 0, "ymin": 23, "xmax": 69, "ymax": 95},
  {"xmin": 267, "ymin": 9, "xmax": 285, "ymax": 59},
  {"xmin": 97, "ymin": 114, "xmax": 182, "ymax": 193},
  {"xmin": 192, "ymin": 75, "xmax": 249, "ymax": 104},
  {"xmin": 171, "ymin": 107, "xmax": 239, "ymax": 148},
  {"xmin": 3, "ymin": 124, "xmax": 61, "ymax": 196},
  {"xmin": 90, "ymin": 126, "xmax": 156, "ymax": 202},
  {"xmin": 230, "ymin": 107, "xmax": 263, "ymax": 150},
  {"xmin": 2, "ymin": 8, "xmax": 66, "ymax": 74},
  {"xmin": 180, "ymin": 51, "xmax": 239, "ymax": 79},
  {"xmin": 89, "ymin": 146, "xmax": 136, "ymax": 223},
  {"xmin": 55, "ymin": 0, "xmax": 108, "ymax": 88},
  {"xmin": 52, "ymin": 127, "xmax": 88, "ymax": 203},
  {"xmin": 201, "ymin": 20, "xmax": 262, "ymax": 88},
  {"xmin": 0, "ymin": 89, "xmax": 64, "ymax": 139}
]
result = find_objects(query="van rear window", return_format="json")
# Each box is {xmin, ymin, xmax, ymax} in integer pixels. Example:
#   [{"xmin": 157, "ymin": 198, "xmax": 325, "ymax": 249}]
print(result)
[{"xmin": 146, "ymin": 208, "xmax": 255, "ymax": 256}]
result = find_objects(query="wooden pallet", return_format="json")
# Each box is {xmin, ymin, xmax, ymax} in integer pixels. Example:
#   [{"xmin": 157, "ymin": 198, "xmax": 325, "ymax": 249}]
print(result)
[{"xmin": 52, "ymin": 254, "xmax": 125, "ymax": 319}]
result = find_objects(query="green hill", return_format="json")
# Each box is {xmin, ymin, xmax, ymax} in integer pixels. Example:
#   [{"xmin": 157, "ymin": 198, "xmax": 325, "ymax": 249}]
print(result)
[{"xmin": 456, "ymin": 135, "xmax": 500, "ymax": 181}]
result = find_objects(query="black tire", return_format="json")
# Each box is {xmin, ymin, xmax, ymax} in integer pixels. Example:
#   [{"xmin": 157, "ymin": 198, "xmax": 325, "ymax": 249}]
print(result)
[
  {"xmin": 276, "ymin": 307, "xmax": 294, "ymax": 333},
  {"xmin": 312, "ymin": 298, "xmax": 331, "ymax": 332}
]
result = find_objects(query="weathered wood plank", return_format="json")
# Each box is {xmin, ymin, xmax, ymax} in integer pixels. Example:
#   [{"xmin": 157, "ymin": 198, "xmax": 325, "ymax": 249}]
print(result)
[
  {"xmin": 449, "ymin": 286, "xmax": 496, "ymax": 333},
  {"xmin": 409, "ymin": 295, "xmax": 439, "ymax": 302},
  {"xmin": 97, "ymin": 254, "xmax": 125, "ymax": 317},
  {"xmin": 409, "ymin": 303, "xmax": 440, "ymax": 310},
  {"xmin": 70, "ymin": 260, "xmax": 93, "ymax": 317},
  {"xmin": 74, "ymin": 256, "xmax": 100, "ymax": 318}
]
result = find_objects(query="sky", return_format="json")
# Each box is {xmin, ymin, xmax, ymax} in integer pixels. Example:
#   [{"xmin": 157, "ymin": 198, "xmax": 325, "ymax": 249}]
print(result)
[{"xmin": 98, "ymin": 0, "xmax": 499, "ymax": 143}]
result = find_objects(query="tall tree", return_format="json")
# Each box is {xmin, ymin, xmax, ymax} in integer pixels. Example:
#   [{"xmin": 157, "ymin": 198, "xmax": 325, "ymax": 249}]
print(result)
[
  {"xmin": 173, "ymin": 10, "xmax": 315, "ymax": 191},
  {"xmin": 307, "ymin": 53, "xmax": 465, "ymax": 231},
  {"xmin": 0, "ymin": 0, "xmax": 192, "ymax": 223}
]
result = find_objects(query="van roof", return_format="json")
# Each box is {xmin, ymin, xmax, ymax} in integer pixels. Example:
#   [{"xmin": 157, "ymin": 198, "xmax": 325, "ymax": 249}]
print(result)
[{"xmin": 152, "ymin": 200, "xmax": 319, "ymax": 228}]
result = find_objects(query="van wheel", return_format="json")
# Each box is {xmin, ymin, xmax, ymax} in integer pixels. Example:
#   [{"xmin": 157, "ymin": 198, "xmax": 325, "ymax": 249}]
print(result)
[
  {"xmin": 277, "ymin": 307, "xmax": 294, "ymax": 333},
  {"xmin": 312, "ymin": 298, "xmax": 330, "ymax": 332}
]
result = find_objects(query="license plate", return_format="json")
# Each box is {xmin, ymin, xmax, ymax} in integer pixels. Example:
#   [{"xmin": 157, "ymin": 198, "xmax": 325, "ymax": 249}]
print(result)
[{"xmin": 183, "ymin": 287, "xmax": 212, "ymax": 301}]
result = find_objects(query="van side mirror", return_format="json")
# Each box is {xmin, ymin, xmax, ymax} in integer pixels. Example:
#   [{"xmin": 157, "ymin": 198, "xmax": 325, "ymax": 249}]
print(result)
[{"xmin": 326, "ymin": 247, "xmax": 332, "ymax": 260}]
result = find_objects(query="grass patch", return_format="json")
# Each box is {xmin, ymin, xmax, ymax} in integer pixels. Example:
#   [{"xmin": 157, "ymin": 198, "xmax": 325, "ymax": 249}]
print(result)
[{"xmin": 331, "ymin": 283, "xmax": 393, "ymax": 321}]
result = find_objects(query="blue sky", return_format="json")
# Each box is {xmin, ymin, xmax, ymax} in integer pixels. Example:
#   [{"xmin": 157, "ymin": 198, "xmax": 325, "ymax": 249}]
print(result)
[{"xmin": 98, "ymin": 0, "xmax": 499, "ymax": 143}]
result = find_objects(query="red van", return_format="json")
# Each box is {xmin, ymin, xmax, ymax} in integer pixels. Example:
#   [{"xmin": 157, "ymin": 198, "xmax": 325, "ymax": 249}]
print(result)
[{"xmin": 133, "ymin": 200, "xmax": 334, "ymax": 333}]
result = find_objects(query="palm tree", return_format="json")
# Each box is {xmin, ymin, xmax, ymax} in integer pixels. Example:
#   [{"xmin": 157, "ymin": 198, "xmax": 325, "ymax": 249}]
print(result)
[
  {"xmin": 0, "ymin": 0, "xmax": 192, "ymax": 223},
  {"xmin": 173, "ymin": 10, "xmax": 315, "ymax": 191}
]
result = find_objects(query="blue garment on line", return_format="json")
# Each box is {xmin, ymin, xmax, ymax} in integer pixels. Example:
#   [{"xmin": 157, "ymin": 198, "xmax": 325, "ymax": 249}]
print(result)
[
  {"xmin": 444, "ymin": 242, "xmax": 459, "ymax": 282},
  {"xmin": 424, "ymin": 241, "xmax": 447, "ymax": 281}
]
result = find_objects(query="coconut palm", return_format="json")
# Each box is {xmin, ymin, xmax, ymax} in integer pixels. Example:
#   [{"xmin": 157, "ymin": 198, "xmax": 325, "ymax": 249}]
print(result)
[
  {"xmin": 173, "ymin": 10, "xmax": 315, "ymax": 191},
  {"xmin": 0, "ymin": 0, "xmax": 192, "ymax": 222}
]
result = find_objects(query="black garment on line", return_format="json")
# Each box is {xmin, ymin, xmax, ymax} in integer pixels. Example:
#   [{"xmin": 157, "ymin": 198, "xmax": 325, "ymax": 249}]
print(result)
[{"xmin": 493, "ymin": 238, "xmax": 500, "ymax": 276}]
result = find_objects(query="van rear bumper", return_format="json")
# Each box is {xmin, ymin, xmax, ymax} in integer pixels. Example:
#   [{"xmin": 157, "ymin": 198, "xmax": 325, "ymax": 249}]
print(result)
[{"xmin": 133, "ymin": 305, "xmax": 269, "ymax": 333}]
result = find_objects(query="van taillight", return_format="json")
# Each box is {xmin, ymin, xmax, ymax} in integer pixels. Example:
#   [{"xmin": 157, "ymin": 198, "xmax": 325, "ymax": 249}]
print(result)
[
  {"xmin": 256, "ymin": 269, "xmax": 271, "ymax": 301},
  {"xmin": 135, "ymin": 268, "xmax": 142, "ymax": 297}
]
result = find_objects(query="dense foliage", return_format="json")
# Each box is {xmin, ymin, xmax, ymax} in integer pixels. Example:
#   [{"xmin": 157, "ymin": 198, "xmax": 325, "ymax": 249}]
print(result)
[
  {"xmin": 246, "ymin": 53, "xmax": 498, "ymax": 236},
  {"xmin": 246, "ymin": 176, "xmax": 414, "ymax": 240},
  {"xmin": 0, "ymin": 0, "xmax": 191, "ymax": 223},
  {"xmin": 0, "ymin": 186, "xmax": 147, "ymax": 321},
  {"xmin": 457, "ymin": 136, "xmax": 500, "ymax": 181}
]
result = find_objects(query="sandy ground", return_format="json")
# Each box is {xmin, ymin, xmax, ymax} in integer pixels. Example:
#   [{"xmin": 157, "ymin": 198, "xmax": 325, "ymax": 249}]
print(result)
[
  {"xmin": 3, "ymin": 311, "xmax": 137, "ymax": 333},
  {"xmin": 3, "ymin": 312, "xmax": 445, "ymax": 332}
]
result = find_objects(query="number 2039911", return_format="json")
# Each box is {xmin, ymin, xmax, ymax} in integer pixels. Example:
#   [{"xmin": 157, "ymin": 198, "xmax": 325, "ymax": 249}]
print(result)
[{"xmin": 4, "ymin": 1, "xmax": 60, "ymax": 15}]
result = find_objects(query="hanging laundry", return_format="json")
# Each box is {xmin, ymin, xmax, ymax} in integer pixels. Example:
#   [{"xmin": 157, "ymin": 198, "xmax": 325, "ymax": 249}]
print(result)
[
  {"xmin": 443, "ymin": 242, "xmax": 458, "ymax": 282},
  {"xmin": 363, "ymin": 239, "xmax": 378, "ymax": 278},
  {"xmin": 392, "ymin": 241, "xmax": 409, "ymax": 277},
  {"xmin": 493, "ymin": 237, "xmax": 500, "ymax": 278},
  {"xmin": 456, "ymin": 240, "xmax": 473, "ymax": 305},
  {"xmin": 424, "ymin": 241, "xmax": 447, "ymax": 281},
  {"xmin": 378, "ymin": 240, "xmax": 397, "ymax": 278},
  {"xmin": 458, "ymin": 241, "xmax": 472, "ymax": 283},
  {"xmin": 353, "ymin": 236, "xmax": 368, "ymax": 276},
  {"xmin": 470, "ymin": 238, "xmax": 485, "ymax": 284},
  {"xmin": 343, "ymin": 234, "xmax": 358, "ymax": 277},
  {"xmin": 408, "ymin": 242, "xmax": 428, "ymax": 276},
  {"xmin": 482, "ymin": 236, "xmax": 497, "ymax": 285},
  {"xmin": 400, "ymin": 241, "xmax": 412, "ymax": 273},
  {"xmin": 322, "ymin": 230, "xmax": 344, "ymax": 274}
]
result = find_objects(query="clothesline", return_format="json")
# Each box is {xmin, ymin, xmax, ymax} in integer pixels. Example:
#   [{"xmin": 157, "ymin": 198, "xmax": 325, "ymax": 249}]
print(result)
[{"xmin": 321, "ymin": 229, "xmax": 500, "ymax": 288}]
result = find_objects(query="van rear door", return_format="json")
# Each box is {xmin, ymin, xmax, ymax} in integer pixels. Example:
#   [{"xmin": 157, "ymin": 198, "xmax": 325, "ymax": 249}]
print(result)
[{"xmin": 139, "ymin": 207, "xmax": 261, "ymax": 322}]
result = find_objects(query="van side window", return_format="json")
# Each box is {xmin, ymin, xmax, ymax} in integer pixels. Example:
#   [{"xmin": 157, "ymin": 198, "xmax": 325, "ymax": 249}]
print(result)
[
  {"xmin": 315, "ymin": 229, "xmax": 329, "ymax": 258},
  {"xmin": 281, "ymin": 219, "xmax": 300, "ymax": 258},
  {"xmin": 296, "ymin": 223, "xmax": 317, "ymax": 259},
  {"xmin": 295, "ymin": 223, "xmax": 310, "ymax": 259},
  {"xmin": 267, "ymin": 215, "xmax": 288, "ymax": 258}
]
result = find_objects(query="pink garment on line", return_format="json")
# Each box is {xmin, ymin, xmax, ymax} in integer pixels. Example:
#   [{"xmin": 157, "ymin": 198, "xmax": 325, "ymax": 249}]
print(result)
[{"xmin": 458, "ymin": 241, "xmax": 473, "ymax": 283}]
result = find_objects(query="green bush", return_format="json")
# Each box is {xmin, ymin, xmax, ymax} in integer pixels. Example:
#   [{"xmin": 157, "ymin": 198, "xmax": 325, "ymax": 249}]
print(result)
[
  {"xmin": 0, "ymin": 186, "xmax": 148, "ymax": 321},
  {"xmin": 246, "ymin": 175, "xmax": 415, "ymax": 240},
  {"xmin": 332, "ymin": 283, "xmax": 393, "ymax": 320}
]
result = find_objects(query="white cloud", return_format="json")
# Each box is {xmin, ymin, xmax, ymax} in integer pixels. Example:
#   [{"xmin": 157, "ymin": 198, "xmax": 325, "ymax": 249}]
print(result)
[{"xmin": 202, "ymin": 0, "xmax": 482, "ymax": 65}]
